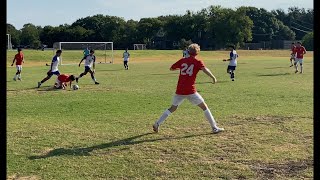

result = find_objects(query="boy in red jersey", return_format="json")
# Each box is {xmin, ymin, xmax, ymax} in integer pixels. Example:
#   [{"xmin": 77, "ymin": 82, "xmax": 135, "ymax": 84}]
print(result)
[
  {"xmin": 54, "ymin": 74, "xmax": 76, "ymax": 89},
  {"xmin": 293, "ymin": 42, "xmax": 307, "ymax": 73},
  {"xmin": 289, "ymin": 42, "xmax": 296, "ymax": 67},
  {"xmin": 11, "ymin": 48, "xmax": 24, "ymax": 81},
  {"xmin": 153, "ymin": 43, "xmax": 224, "ymax": 134}
]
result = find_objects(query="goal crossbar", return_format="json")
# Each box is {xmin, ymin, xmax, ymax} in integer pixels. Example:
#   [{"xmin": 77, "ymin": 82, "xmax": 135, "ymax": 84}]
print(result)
[{"xmin": 53, "ymin": 42, "xmax": 114, "ymax": 65}]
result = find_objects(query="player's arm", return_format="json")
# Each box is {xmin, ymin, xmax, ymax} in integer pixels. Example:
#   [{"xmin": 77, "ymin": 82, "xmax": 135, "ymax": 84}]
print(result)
[
  {"xmin": 92, "ymin": 56, "xmax": 96, "ymax": 73},
  {"xmin": 223, "ymin": 52, "xmax": 233, "ymax": 61},
  {"xmin": 201, "ymin": 67, "xmax": 217, "ymax": 84},
  {"xmin": 170, "ymin": 60, "xmax": 181, "ymax": 71},
  {"xmin": 11, "ymin": 57, "xmax": 15, "ymax": 66},
  {"xmin": 79, "ymin": 57, "xmax": 85, "ymax": 67},
  {"xmin": 303, "ymin": 47, "xmax": 307, "ymax": 54}
]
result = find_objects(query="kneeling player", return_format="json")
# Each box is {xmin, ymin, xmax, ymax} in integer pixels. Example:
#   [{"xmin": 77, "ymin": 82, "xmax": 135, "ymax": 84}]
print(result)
[
  {"xmin": 153, "ymin": 43, "xmax": 224, "ymax": 134},
  {"xmin": 54, "ymin": 74, "xmax": 76, "ymax": 89}
]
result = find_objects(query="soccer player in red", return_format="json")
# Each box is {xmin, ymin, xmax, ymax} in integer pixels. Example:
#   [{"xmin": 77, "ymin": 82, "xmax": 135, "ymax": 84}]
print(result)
[
  {"xmin": 293, "ymin": 42, "xmax": 307, "ymax": 73},
  {"xmin": 289, "ymin": 42, "xmax": 296, "ymax": 67},
  {"xmin": 153, "ymin": 43, "xmax": 224, "ymax": 134},
  {"xmin": 54, "ymin": 74, "xmax": 76, "ymax": 89},
  {"xmin": 11, "ymin": 48, "xmax": 24, "ymax": 81}
]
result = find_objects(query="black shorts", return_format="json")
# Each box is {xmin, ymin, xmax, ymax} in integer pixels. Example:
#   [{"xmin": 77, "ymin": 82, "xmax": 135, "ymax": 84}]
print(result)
[{"xmin": 227, "ymin": 66, "xmax": 236, "ymax": 71}]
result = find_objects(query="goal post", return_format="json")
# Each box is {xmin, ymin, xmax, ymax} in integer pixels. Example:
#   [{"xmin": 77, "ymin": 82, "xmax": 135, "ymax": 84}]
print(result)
[
  {"xmin": 133, "ymin": 44, "xmax": 146, "ymax": 50},
  {"xmin": 7, "ymin": 34, "xmax": 13, "ymax": 50},
  {"xmin": 53, "ymin": 42, "xmax": 114, "ymax": 65}
]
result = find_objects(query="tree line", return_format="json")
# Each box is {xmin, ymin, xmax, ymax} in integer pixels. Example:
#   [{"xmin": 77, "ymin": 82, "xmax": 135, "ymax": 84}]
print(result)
[{"xmin": 7, "ymin": 5, "xmax": 314, "ymax": 50}]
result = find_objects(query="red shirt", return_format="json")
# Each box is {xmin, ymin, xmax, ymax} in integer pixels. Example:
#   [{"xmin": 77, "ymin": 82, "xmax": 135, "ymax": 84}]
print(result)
[
  {"xmin": 171, "ymin": 56, "xmax": 205, "ymax": 95},
  {"xmin": 294, "ymin": 46, "xmax": 306, "ymax": 59},
  {"xmin": 291, "ymin": 46, "xmax": 296, "ymax": 53},
  {"xmin": 58, "ymin": 74, "xmax": 71, "ymax": 83},
  {"xmin": 15, "ymin": 52, "xmax": 24, "ymax": 65}
]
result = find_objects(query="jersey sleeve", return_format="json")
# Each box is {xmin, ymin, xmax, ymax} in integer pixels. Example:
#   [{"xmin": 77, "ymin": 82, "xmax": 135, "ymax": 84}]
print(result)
[
  {"xmin": 52, "ymin": 56, "xmax": 57, "ymax": 62},
  {"xmin": 198, "ymin": 60, "xmax": 205, "ymax": 69},
  {"xmin": 171, "ymin": 59, "xmax": 182, "ymax": 69}
]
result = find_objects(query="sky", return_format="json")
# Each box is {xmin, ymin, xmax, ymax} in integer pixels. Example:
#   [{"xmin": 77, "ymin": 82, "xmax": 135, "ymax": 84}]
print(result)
[{"xmin": 7, "ymin": 0, "xmax": 313, "ymax": 30}]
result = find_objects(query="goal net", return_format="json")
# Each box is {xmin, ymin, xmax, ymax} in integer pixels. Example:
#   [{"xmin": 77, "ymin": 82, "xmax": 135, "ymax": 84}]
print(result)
[
  {"xmin": 133, "ymin": 44, "xmax": 146, "ymax": 50},
  {"xmin": 53, "ymin": 42, "xmax": 114, "ymax": 65},
  {"xmin": 7, "ymin": 34, "xmax": 13, "ymax": 50}
]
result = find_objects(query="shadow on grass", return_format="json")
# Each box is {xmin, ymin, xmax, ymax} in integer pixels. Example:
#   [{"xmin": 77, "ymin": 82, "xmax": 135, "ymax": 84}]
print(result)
[
  {"xmin": 150, "ymin": 73, "xmax": 177, "ymax": 76},
  {"xmin": 7, "ymin": 86, "xmax": 54, "ymax": 92},
  {"xmin": 97, "ymin": 69, "xmax": 124, "ymax": 72},
  {"xmin": 264, "ymin": 67, "xmax": 285, "ymax": 69},
  {"xmin": 257, "ymin": 73, "xmax": 291, "ymax": 77},
  {"xmin": 28, "ymin": 132, "xmax": 212, "ymax": 159}
]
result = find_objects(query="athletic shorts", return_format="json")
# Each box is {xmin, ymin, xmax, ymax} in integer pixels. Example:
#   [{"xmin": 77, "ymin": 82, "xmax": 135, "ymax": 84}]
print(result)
[
  {"xmin": 291, "ymin": 54, "xmax": 296, "ymax": 59},
  {"xmin": 16, "ymin": 65, "xmax": 22, "ymax": 71},
  {"xmin": 85, "ymin": 66, "xmax": 91, "ymax": 72},
  {"xmin": 172, "ymin": 92, "xmax": 204, "ymax": 106},
  {"xmin": 227, "ymin": 66, "xmax": 236, "ymax": 71},
  {"xmin": 294, "ymin": 58, "xmax": 303, "ymax": 64},
  {"xmin": 48, "ymin": 70, "xmax": 60, "ymax": 76}
]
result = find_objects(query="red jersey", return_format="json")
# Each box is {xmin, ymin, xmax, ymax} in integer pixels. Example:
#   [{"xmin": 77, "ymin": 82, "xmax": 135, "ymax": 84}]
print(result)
[
  {"xmin": 15, "ymin": 52, "xmax": 24, "ymax": 65},
  {"xmin": 291, "ymin": 46, "xmax": 296, "ymax": 54},
  {"xmin": 58, "ymin": 74, "xmax": 71, "ymax": 82},
  {"xmin": 294, "ymin": 46, "xmax": 306, "ymax": 59},
  {"xmin": 171, "ymin": 56, "xmax": 205, "ymax": 95}
]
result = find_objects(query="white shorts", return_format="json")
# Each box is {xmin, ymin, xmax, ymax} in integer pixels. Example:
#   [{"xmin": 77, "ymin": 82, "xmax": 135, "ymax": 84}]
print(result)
[
  {"xmin": 172, "ymin": 92, "xmax": 204, "ymax": 106},
  {"xmin": 295, "ymin": 58, "xmax": 303, "ymax": 64},
  {"xmin": 55, "ymin": 79, "xmax": 62, "ymax": 86},
  {"xmin": 124, "ymin": 58, "xmax": 129, "ymax": 62},
  {"xmin": 291, "ymin": 54, "xmax": 296, "ymax": 59},
  {"xmin": 16, "ymin": 65, "xmax": 22, "ymax": 71}
]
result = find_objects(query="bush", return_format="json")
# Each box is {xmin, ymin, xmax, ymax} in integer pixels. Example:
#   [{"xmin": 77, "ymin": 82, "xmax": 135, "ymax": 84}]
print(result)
[{"xmin": 302, "ymin": 32, "xmax": 313, "ymax": 51}]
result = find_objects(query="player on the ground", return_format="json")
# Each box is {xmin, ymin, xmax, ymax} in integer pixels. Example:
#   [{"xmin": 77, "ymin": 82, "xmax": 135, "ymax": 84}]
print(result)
[
  {"xmin": 11, "ymin": 48, "xmax": 24, "ymax": 81},
  {"xmin": 123, "ymin": 48, "xmax": 130, "ymax": 70},
  {"xmin": 289, "ymin": 42, "xmax": 296, "ymax": 67},
  {"xmin": 76, "ymin": 49, "xmax": 100, "ymax": 84},
  {"xmin": 223, "ymin": 45, "xmax": 238, "ymax": 81},
  {"xmin": 182, "ymin": 47, "xmax": 189, "ymax": 58},
  {"xmin": 153, "ymin": 43, "xmax": 224, "ymax": 134},
  {"xmin": 54, "ymin": 74, "xmax": 76, "ymax": 89},
  {"xmin": 38, "ymin": 50, "xmax": 62, "ymax": 88},
  {"xmin": 293, "ymin": 42, "xmax": 306, "ymax": 74}
]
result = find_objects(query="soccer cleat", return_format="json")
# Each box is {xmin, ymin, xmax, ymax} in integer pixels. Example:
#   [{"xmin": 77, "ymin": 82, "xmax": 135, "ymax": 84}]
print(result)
[
  {"xmin": 290, "ymin": 65, "xmax": 293, "ymax": 67},
  {"xmin": 37, "ymin": 82, "xmax": 41, "ymax": 88},
  {"xmin": 153, "ymin": 123, "xmax": 159, "ymax": 133},
  {"xmin": 212, "ymin": 127, "xmax": 224, "ymax": 134},
  {"xmin": 18, "ymin": 78, "xmax": 21, "ymax": 81},
  {"xmin": 95, "ymin": 82, "xmax": 100, "ymax": 85},
  {"xmin": 232, "ymin": 78, "xmax": 235, "ymax": 81},
  {"xmin": 295, "ymin": 70, "xmax": 299, "ymax": 73},
  {"xmin": 13, "ymin": 78, "xmax": 16, "ymax": 81},
  {"xmin": 76, "ymin": 78, "xmax": 79, "ymax": 83}
]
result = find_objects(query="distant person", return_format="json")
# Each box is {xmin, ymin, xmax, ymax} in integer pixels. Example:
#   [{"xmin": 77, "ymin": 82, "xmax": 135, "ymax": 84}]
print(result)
[
  {"xmin": 38, "ymin": 50, "xmax": 62, "ymax": 88},
  {"xmin": 123, "ymin": 48, "xmax": 130, "ymax": 70},
  {"xmin": 182, "ymin": 47, "xmax": 189, "ymax": 58},
  {"xmin": 76, "ymin": 49, "xmax": 100, "ymax": 84},
  {"xmin": 293, "ymin": 42, "xmax": 306, "ymax": 74},
  {"xmin": 11, "ymin": 48, "xmax": 24, "ymax": 81},
  {"xmin": 223, "ymin": 45, "xmax": 238, "ymax": 81},
  {"xmin": 54, "ymin": 74, "xmax": 76, "ymax": 90},
  {"xmin": 152, "ymin": 43, "xmax": 224, "ymax": 134},
  {"xmin": 289, "ymin": 42, "xmax": 296, "ymax": 67}
]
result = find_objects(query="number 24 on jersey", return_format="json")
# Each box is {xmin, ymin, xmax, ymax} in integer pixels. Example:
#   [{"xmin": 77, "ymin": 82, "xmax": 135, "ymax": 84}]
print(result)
[{"xmin": 180, "ymin": 63, "xmax": 194, "ymax": 76}]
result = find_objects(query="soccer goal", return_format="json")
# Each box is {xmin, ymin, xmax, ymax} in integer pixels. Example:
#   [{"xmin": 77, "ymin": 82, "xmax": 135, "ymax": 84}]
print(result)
[
  {"xmin": 133, "ymin": 44, "xmax": 146, "ymax": 50},
  {"xmin": 53, "ymin": 42, "xmax": 114, "ymax": 65},
  {"xmin": 7, "ymin": 34, "xmax": 13, "ymax": 50}
]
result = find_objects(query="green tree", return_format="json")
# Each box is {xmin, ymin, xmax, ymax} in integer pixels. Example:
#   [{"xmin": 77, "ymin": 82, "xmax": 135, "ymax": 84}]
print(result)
[
  {"xmin": 6, "ymin": 24, "xmax": 21, "ymax": 46},
  {"xmin": 20, "ymin": 23, "xmax": 41, "ymax": 48},
  {"xmin": 302, "ymin": 31, "xmax": 313, "ymax": 50}
]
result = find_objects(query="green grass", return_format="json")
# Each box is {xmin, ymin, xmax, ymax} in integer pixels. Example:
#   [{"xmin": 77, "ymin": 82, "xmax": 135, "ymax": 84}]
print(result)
[{"xmin": 7, "ymin": 50, "xmax": 313, "ymax": 179}]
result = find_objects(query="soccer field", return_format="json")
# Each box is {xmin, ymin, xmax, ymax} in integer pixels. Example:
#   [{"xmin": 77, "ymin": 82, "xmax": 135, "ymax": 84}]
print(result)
[{"xmin": 7, "ymin": 50, "xmax": 313, "ymax": 179}]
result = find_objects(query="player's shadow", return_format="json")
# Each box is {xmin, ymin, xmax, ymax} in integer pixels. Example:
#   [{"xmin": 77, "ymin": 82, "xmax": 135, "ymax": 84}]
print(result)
[
  {"xmin": 257, "ymin": 73, "xmax": 291, "ymax": 76},
  {"xmin": 264, "ymin": 67, "xmax": 285, "ymax": 69},
  {"xmin": 7, "ymin": 86, "xmax": 53, "ymax": 92},
  {"xmin": 28, "ymin": 132, "xmax": 212, "ymax": 159},
  {"xmin": 97, "ymin": 69, "xmax": 123, "ymax": 72}
]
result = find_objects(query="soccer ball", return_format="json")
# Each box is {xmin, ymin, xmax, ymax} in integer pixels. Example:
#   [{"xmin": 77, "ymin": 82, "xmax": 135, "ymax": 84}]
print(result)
[{"xmin": 73, "ymin": 84, "xmax": 79, "ymax": 90}]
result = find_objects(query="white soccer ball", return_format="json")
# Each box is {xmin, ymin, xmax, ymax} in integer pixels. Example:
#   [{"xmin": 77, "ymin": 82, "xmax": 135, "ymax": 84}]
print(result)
[{"xmin": 73, "ymin": 84, "xmax": 79, "ymax": 90}]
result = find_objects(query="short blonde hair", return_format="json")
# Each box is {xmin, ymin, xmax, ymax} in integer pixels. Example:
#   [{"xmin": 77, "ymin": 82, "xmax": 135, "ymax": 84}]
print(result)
[{"xmin": 188, "ymin": 43, "xmax": 200, "ymax": 55}]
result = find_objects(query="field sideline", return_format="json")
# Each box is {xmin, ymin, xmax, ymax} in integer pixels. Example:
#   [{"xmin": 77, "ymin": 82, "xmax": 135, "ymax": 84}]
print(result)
[{"xmin": 7, "ymin": 50, "xmax": 313, "ymax": 179}]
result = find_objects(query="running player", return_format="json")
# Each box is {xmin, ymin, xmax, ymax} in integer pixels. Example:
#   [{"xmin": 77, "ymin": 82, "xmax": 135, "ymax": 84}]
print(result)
[
  {"xmin": 76, "ymin": 49, "xmax": 99, "ymax": 84},
  {"xmin": 289, "ymin": 42, "xmax": 296, "ymax": 67},
  {"xmin": 11, "ymin": 48, "xmax": 24, "ymax": 81},
  {"xmin": 54, "ymin": 74, "xmax": 76, "ymax": 89},
  {"xmin": 123, "ymin": 48, "xmax": 130, "ymax": 70},
  {"xmin": 153, "ymin": 43, "xmax": 224, "ymax": 134},
  {"xmin": 223, "ymin": 45, "xmax": 238, "ymax": 81},
  {"xmin": 293, "ymin": 42, "xmax": 307, "ymax": 74},
  {"xmin": 38, "ymin": 50, "xmax": 62, "ymax": 88}
]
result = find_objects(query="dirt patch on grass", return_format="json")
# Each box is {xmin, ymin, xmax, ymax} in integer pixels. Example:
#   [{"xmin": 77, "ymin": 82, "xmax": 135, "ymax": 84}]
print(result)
[
  {"xmin": 247, "ymin": 158, "xmax": 313, "ymax": 179},
  {"xmin": 7, "ymin": 175, "xmax": 40, "ymax": 180}
]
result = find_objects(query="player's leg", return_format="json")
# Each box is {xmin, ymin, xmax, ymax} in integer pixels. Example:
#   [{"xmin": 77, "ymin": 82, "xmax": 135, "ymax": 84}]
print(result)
[
  {"xmin": 89, "ymin": 69, "xmax": 99, "ymax": 84},
  {"xmin": 299, "ymin": 59, "xmax": 303, "ymax": 73},
  {"xmin": 13, "ymin": 65, "xmax": 20, "ymax": 81},
  {"xmin": 188, "ymin": 92, "xmax": 224, "ymax": 133},
  {"xmin": 76, "ymin": 66, "xmax": 89, "ymax": 83},
  {"xmin": 153, "ymin": 95, "xmax": 185, "ymax": 133},
  {"xmin": 230, "ymin": 66, "xmax": 236, "ymax": 81},
  {"xmin": 294, "ymin": 58, "xmax": 299, "ymax": 73},
  {"xmin": 290, "ymin": 54, "xmax": 294, "ymax": 67},
  {"xmin": 38, "ymin": 71, "xmax": 53, "ymax": 88},
  {"xmin": 17, "ymin": 65, "xmax": 22, "ymax": 80},
  {"xmin": 123, "ymin": 61, "xmax": 127, "ymax": 69}
]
